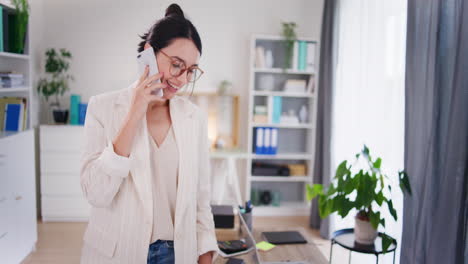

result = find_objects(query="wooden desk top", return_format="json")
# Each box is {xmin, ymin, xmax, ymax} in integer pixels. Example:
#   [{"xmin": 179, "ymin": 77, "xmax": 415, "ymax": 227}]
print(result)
[{"xmin": 215, "ymin": 226, "xmax": 328, "ymax": 264}]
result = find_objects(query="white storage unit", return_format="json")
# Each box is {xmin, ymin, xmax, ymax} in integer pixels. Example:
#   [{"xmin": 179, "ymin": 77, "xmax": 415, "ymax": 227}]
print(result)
[
  {"xmin": 39, "ymin": 125, "xmax": 90, "ymax": 221},
  {"xmin": 0, "ymin": 130, "xmax": 37, "ymax": 264},
  {"xmin": 0, "ymin": 1, "xmax": 39, "ymax": 263},
  {"xmin": 246, "ymin": 35, "xmax": 319, "ymax": 216}
]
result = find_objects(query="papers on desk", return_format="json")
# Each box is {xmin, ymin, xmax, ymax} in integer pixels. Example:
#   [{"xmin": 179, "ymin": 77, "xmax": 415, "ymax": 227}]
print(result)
[{"xmin": 256, "ymin": 241, "xmax": 276, "ymax": 251}]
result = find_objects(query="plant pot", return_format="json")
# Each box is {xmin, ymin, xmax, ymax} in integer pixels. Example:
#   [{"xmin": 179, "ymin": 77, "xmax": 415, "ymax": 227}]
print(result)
[
  {"xmin": 53, "ymin": 109, "xmax": 69, "ymax": 124},
  {"xmin": 354, "ymin": 215, "xmax": 378, "ymax": 245}
]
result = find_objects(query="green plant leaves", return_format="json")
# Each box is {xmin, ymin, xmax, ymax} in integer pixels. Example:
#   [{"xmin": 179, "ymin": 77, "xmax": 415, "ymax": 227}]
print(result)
[
  {"xmin": 37, "ymin": 48, "xmax": 74, "ymax": 107},
  {"xmin": 381, "ymin": 233, "xmax": 393, "ymax": 253},
  {"xmin": 305, "ymin": 145, "xmax": 412, "ymax": 239},
  {"xmin": 335, "ymin": 160, "xmax": 349, "ymax": 179},
  {"xmin": 373, "ymin": 158, "xmax": 382, "ymax": 169},
  {"xmin": 306, "ymin": 184, "xmax": 323, "ymax": 201},
  {"xmin": 399, "ymin": 171, "xmax": 412, "ymax": 195},
  {"xmin": 375, "ymin": 191, "xmax": 385, "ymax": 206},
  {"xmin": 387, "ymin": 200, "xmax": 397, "ymax": 221},
  {"xmin": 368, "ymin": 210, "xmax": 380, "ymax": 230}
]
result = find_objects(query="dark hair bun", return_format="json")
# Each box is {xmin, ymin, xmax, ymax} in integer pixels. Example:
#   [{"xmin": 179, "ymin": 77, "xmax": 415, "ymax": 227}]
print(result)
[{"xmin": 165, "ymin": 3, "xmax": 184, "ymax": 18}]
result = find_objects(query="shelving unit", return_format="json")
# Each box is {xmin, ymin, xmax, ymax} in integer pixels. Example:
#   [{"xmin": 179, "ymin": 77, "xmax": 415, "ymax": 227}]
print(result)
[
  {"xmin": 0, "ymin": 2, "xmax": 38, "ymax": 264},
  {"xmin": 0, "ymin": 2, "xmax": 35, "ymax": 131},
  {"xmin": 246, "ymin": 35, "xmax": 319, "ymax": 216}
]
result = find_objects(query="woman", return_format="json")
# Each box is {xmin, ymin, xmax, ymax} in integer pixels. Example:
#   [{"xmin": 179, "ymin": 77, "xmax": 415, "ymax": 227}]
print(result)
[{"xmin": 80, "ymin": 4, "xmax": 217, "ymax": 264}]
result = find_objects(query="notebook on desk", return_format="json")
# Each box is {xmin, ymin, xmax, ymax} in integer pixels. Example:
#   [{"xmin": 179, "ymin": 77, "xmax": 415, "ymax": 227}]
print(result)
[{"xmin": 262, "ymin": 231, "xmax": 308, "ymax": 245}]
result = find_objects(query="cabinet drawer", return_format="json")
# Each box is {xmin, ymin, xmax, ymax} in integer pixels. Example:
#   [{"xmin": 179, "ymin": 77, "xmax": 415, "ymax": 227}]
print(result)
[
  {"xmin": 40, "ymin": 152, "xmax": 81, "ymax": 174},
  {"xmin": 40, "ymin": 125, "xmax": 84, "ymax": 152},
  {"xmin": 41, "ymin": 196, "xmax": 90, "ymax": 221},
  {"xmin": 40, "ymin": 174, "xmax": 82, "ymax": 196}
]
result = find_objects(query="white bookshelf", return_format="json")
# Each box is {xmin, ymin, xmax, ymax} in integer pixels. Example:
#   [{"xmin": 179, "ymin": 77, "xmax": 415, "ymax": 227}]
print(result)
[
  {"xmin": 246, "ymin": 35, "xmax": 319, "ymax": 216},
  {"xmin": 0, "ymin": 2, "xmax": 38, "ymax": 264},
  {"xmin": 0, "ymin": 2, "xmax": 35, "ymax": 132}
]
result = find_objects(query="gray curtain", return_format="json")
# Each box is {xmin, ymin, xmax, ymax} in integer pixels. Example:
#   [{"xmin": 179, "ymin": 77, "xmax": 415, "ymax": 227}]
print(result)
[
  {"xmin": 401, "ymin": 0, "xmax": 468, "ymax": 263},
  {"xmin": 309, "ymin": 0, "xmax": 339, "ymax": 239}
]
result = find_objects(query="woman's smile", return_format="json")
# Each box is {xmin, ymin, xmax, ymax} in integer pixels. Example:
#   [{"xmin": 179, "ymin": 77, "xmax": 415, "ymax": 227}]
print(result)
[{"xmin": 165, "ymin": 80, "xmax": 180, "ymax": 94}]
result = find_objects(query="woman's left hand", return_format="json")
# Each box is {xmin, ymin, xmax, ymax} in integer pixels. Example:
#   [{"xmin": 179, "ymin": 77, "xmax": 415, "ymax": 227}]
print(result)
[{"xmin": 198, "ymin": 251, "xmax": 213, "ymax": 264}]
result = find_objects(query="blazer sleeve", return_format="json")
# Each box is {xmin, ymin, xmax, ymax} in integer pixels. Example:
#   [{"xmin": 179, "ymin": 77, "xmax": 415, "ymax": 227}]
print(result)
[
  {"xmin": 80, "ymin": 95, "xmax": 131, "ymax": 208},
  {"xmin": 196, "ymin": 112, "xmax": 219, "ymax": 260}
]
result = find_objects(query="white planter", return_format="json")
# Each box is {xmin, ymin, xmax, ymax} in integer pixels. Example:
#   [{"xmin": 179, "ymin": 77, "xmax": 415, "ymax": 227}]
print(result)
[{"xmin": 354, "ymin": 216, "xmax": 378, "ymax": 244}]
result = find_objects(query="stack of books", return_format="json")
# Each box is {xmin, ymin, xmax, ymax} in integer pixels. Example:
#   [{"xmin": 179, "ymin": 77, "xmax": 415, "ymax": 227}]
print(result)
[
  {"xmin": 0, "ymin": 97, "xmax": 27, "ymax": 131},
  {"xmin": 0, "ymin": 72, "xmax": 25, "ymax": 88},
  {"xmin": 253, "ymin": 127, "xmax": 278, "ymax": 155}
]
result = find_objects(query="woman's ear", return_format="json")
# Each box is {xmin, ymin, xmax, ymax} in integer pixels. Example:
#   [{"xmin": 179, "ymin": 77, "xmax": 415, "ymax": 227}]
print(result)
[{"xmin": 144, "ymin": 42, "xmax": 151, "ymax": 50}]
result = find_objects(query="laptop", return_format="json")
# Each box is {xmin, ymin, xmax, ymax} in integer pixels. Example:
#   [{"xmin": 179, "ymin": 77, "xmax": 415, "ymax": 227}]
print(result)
[{"xmin": 237, "ymin": 210, "xmax": 310, "ymax": 264}]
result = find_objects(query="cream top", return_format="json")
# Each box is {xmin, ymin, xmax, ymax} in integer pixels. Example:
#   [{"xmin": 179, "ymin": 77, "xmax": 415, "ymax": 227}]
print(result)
[{"xmin": 149, "ymin": 125, "xmax": 179, "ymax": 242}]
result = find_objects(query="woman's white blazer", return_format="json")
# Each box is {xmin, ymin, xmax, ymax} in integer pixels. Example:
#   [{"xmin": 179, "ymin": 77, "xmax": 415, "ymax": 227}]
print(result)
[{"xmin": 79, "ymin": 81, "xmax": 218, "ymax": 264}]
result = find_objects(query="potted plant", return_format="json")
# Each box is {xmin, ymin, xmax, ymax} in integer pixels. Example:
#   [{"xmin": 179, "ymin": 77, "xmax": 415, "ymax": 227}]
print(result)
[
  {"xmin": 11, "ymin": 0, "xmax": 29, "ymax": 54},
  {"xmin": 306, "ymin": 145, "xmax": 412, "ymax": 252},
  {"xmin": 280, "ymin": 21, "xmax": 297, "ymax": 70},
  {"xmin": 37, "ymin": 48, "xmax": 74, "ymax": 124}
]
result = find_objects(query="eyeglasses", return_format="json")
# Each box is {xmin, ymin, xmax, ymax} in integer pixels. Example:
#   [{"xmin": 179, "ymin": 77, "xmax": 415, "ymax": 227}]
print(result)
[{"xmin": 156, "ymin": 49, "xmax": 204, "ymax": 83}]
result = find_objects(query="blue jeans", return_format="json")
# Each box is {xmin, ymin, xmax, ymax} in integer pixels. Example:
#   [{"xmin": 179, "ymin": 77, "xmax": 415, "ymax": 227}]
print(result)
[{"xmin": 147, "ymin": 240, "xmax": 175, "ymax": 264}]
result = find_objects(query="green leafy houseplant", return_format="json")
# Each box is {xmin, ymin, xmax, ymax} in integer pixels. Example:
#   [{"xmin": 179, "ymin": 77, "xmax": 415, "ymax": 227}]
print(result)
[
  {"xmin": 281, "ymin": 21, "xmax": 297, "ymax": 70},
  {"xmin": 11, "ymin": 0, "xmax": 29, "ymax": 54},
  {"xmin": 306, "ymin": 145, "xmax": 412, "ymax": 252},
  {"xmin": 37, "ymin": 48, "xmax": 74, "ymax": 123}
]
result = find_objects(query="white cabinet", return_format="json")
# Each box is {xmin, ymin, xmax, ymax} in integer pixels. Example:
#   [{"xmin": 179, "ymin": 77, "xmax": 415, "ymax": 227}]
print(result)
[
  {"xmin": 0, "ymin": 130, "xmax": 38, "ymax": 264},
  {"xmin": 39, "ymin": 125, "xmax": 90, "ymax": 221}
]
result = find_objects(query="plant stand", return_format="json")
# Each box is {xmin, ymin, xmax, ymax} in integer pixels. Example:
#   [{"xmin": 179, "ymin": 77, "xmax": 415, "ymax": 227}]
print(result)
[{"xmin": 329, "ymin": 228, "xmax": 397, "ymax": 264}]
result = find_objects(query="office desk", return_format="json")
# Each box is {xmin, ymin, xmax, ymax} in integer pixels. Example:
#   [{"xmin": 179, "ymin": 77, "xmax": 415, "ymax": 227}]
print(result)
[{"xmin": 215, "ymin": 226, "xmax": 328, "ymax": 264}]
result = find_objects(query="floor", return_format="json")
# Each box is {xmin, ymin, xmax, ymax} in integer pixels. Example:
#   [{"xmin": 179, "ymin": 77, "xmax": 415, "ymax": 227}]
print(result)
[{"xmin": 22, "ymin": 216, "xmax": 350, "ymax": 263}]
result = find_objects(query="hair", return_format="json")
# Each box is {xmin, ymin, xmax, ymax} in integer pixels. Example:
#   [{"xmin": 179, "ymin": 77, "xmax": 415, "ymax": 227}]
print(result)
[{"xmin": 137, "ymin": 3, "xmax": 202, "ymax": 55}]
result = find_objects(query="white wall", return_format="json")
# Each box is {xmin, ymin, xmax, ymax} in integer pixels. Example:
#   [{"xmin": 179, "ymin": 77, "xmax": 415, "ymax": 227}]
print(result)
[{"xmin": 31, "ymin": 0, "xmax": 324, "ymax": 149}]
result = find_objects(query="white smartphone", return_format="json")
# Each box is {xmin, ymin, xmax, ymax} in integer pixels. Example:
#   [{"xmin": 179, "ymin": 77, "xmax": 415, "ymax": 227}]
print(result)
[{"xmin": 137, "ymin": 47, "xmax": 164, "ymax": 97}]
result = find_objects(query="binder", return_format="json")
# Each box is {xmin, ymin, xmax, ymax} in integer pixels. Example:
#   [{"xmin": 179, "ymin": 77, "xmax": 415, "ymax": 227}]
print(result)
[
  {"xmin": 255, "ymin": 127, "xmax": 264, "ymax": 154},
  {"xmin": 4, "ymin": 103, "xmax": 21, "ymax": 131},
  {"xmin": 0, "ymin": 97, "xmax": 26, "ymax": 131},
  {"xmin": 272, "ymin": 96, "xmax": 282, "ymax": 124},
  {"xmin": 0, "ymin": 6, "xmax": 3, "ymax": 52},
  {"xmin": 263, "ymin": 127, "xmax": 271, "ymax": 154},
  {"xmin": 291, "ymin": 41, "xmax": 298, "ymax": 70},
  {"xmin": 70, "ymin": 94, "xmax": 81, "ymax": 125},
  {"xmin": 306, "ymin": 42, "xmax": 316, "ymax": 72},
  {"xmin": 271, "ymin": 128, "xmax": 278, "ymax": 155}
]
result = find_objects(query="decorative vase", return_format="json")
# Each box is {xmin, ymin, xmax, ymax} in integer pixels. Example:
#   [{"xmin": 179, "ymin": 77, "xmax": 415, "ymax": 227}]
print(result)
[
  {"xmin": 265, "ymin": 49, "xmax": 274, "ymax": 68},
  {"xmin": 52, "ymin": 109, "xmax": 69, "ymax": 124},
  {"xmin": 354, "ymin": 214, "xmax": 378, "ymax": 244},
  {"xmin": 299, "ymin": 105, "xmax": 308, "ymax": 123}
]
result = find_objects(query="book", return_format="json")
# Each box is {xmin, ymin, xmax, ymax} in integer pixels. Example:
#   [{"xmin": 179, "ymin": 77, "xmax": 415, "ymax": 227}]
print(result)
[
  {"xmin": 0, "ymin": 97, "xmax": 26, "ymax": 131},
  {"xmin": 4, "ymin": 103, "xmax": 21, "ymax": 131},
  {"xmin": 255, "ymin": 46, "xmax": 265, "ymax": 68},
  {"xmin": 306, "ymin": 42, "xmax": 316, "ymax": 72},
  {"xmin": 70, "ymin": 94, "xmax": 81, "ymax": 125},
  {"xmin": 2, "ymin": 7, "xmax": 8, "ymax": 52},
  {"xmin": 298, "ymin": 41, "xmax": 307, "ymax": 71},
  {"xmin": 291, "ymin": 41, "xmax": 299, "ymax": 70},
  {"xmin": 272, "ymin": 96, "xmax": 282, "ymax": 124},
  {"xmin": 0, "ymin": 5, "xmax": 3, "ymax": 52}
]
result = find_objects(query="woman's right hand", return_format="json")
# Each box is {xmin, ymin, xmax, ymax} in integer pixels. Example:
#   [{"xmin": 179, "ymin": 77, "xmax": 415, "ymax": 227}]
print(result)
[
  {"xmin": 112, "ymin": 66, "xmax": 166, "ymax": 158},
  {"xmin": 129, "ymin": 65, "xmax": 167, "ymax": 120}
]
